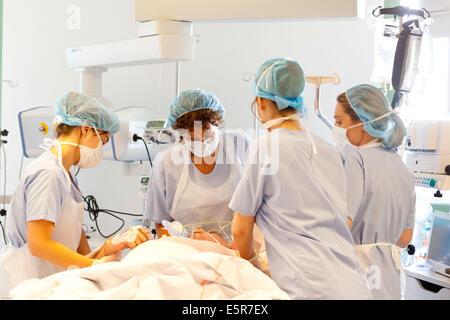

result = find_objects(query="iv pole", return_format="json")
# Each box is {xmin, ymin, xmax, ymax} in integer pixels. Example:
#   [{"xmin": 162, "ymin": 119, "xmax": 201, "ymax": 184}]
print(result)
[{"xmin": 306, "ymin": 72, "xmax": 341, "ymax": 129}]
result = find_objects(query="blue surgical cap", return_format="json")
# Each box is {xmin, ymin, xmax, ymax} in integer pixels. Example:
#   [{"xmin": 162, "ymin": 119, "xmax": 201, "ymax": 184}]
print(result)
[
  {"xmin": 345, "ymin": 84, "xmax": 406, "ymax": 149},
  {"xmin": 166, "ymin": 89, "xmax": 225, "ymax": 128},
  {"xmin": 254, "ymin": 58, "xmax": 306, "ymax": 115},
  {"xmin": 54, "ymin": 92, "xmax": 120, "ymax": 134}
]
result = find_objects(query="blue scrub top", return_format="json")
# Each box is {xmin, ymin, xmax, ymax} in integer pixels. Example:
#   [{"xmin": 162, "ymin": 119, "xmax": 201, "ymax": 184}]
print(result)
[
  {"xmin": 6, "ymin": 150, "xmax": 83, "ymax": 248},
  {"xmin": 342, "ymin": 146, "xmax": 416, "ymax": 244},
  {"xmin": 229, "ymin": 128, "xmax": 371, "ymax": 299},
  {"xmin": 144, "ymin": 130, "xmax": 250, "ymax": 224}
]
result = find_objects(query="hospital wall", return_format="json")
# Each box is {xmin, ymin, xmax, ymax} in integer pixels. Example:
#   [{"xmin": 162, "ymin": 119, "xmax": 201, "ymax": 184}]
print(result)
[{"xmin": 1, "ymin": 0, "xmax": 449, "ymax": 247}]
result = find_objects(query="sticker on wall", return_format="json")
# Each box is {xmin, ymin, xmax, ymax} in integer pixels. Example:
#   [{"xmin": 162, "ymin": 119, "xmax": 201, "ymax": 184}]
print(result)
[{"xmin": 66, "ymin": 4, "xmax": 81, "ymax": 31}]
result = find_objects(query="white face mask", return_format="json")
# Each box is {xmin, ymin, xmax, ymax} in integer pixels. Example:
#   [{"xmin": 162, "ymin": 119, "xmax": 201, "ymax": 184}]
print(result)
[
  {"xmin": 332, "ymin": 120, "xmax": 369, "ymax": 150},
  {"xmin": 60, "ymin": 127, "xmax": 103, "ymax": 169},
  {"xmin": 332, "ymin": 126, "xmax": 352, "ymax": 151},
  {"xmin": 184, "ymin": 126, "xmax": 220, "ymax": 158},
  {"xmin": 332, "ymin": 110, "xmax": 393, "ymax": 150}
]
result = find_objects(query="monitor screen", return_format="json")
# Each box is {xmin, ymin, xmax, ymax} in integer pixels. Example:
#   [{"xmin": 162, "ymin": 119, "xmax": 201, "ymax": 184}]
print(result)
[{"xmin": 428, "ymin": 211, "xmax": 450, "ymax": 267}]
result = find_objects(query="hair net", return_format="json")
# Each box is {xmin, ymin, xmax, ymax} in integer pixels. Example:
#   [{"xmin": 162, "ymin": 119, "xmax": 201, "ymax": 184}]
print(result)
[
  {"xmin": 54, "ymin": 92, "xmax": 120, "ymax": 134},
  {"xmin": 166, "ymin": 89, "xmax": 225, "ymax": 128},
  {"xmin": 345, "ymin": 84, "xmax": 406, "ymax": 148},
  {"xmin": 254, "ymin": 58, "xmax": 306, "ymax": 115}
]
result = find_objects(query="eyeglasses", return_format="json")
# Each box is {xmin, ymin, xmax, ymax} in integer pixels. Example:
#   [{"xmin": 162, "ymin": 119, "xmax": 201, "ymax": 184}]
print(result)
[
  {"xmin": 187, "ymin": 128, "xmax": 217, "ymax": 143},
  {"xmin": 96, "ymin": 130, "xmax": 111, "ymax": 145}
]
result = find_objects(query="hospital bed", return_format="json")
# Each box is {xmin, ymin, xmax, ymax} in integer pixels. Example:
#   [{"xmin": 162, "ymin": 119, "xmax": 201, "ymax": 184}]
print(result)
[{"xmin": 7, "ymin": 236, "xmax": 286, "ymax": 300}]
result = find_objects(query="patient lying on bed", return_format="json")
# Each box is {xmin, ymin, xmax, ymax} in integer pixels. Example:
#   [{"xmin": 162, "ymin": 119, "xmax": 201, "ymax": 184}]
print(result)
[
  {"xmin": 190, "ymin": 228, "xmax": 233, "ymax": 247},
  {"xmin": 103, "ymin": 222, "xmax": 268, "ymax": 273},
  {"xmin": 190, "ymin": 226, "xmax": 265, "ymax": 256},
  {"xmin": 179, "ymin": 224, "xmax": 269, "ymax": 273},
  {"xmin": 9, "ymin": 227, "xmax": 285, "ymax": 300}
]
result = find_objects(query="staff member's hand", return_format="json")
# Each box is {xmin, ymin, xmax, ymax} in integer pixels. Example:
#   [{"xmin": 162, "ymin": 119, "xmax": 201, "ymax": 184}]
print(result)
[
  {"xmin": 92, "ymin": 227, "xmax": 152, "ymax": 259},
  {"xmin": 92, "ymin": 251, "xmax": 122, "ymax": 265}
]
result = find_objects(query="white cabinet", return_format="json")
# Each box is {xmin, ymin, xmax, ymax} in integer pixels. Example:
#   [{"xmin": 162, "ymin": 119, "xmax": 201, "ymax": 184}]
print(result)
[{"xmin": 404, "ymin": 266, "xmax": 450, "ymax": 300}]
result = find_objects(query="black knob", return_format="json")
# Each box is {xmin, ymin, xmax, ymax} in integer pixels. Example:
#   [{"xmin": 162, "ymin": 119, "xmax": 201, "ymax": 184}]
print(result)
[
  {"xmin": 407, "ymin": 244, "xmax": 415, "ymax": 255},
  {"xmin": 1, "ymin": 129, "xmax": 8, "ymax": 137},
  {"xmin": 445, "ymin": 165, "xmax": 450, "ymax": 175}
]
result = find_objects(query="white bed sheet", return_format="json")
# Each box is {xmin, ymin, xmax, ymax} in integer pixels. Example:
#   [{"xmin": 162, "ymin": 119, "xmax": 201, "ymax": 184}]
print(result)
[{"xmin": 9, "ymin": 237, "xmax": 289, "ymax": 300}]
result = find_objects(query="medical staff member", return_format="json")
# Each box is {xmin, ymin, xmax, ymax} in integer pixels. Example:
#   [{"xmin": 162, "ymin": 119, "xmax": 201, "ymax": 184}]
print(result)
[
  {"xmin": 0, "ymin": 92, "xmax": 150, "ymax": 297},
  {"xmin": 332, "ymin": 84, "xmax": 415, "ymax": 299},
  {"xmin": 229, "ymin": 58, "xmax": 371, "ymax": 300},
  {"xmin": 145, "ymin": 89, "xmax": 249, "ymax": 244}
]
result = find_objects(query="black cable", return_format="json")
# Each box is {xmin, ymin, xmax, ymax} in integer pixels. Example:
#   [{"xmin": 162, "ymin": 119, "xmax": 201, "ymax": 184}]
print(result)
[
  {"xmin": 82, "ymin": 134, "xmax": 149, "ymax": 239},
  {"xmin": 101, "ymin": 209, "xmax": 142, "ymax": 217},
  {"xmin": 83, "ymin": 195, "xmax": 123, "ymax": 238},
  {"xmin": 83, "ymin": 195, "xmax": 142, "ymax": 239},
  {"xmin": 75, "ymin": 167, "xmax": 81, "ymax": 177},
  {"xmin": 141, "ymin": 140, "xmax": 153, "ymax": 167},
  {"xmin": 132, "ymin": 134, "xmax": 153, "ymax": 167}
]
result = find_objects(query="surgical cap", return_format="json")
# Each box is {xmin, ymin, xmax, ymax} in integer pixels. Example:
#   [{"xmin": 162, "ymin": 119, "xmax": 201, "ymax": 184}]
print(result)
[
  {"xmin": 254, "ymin": 58, "xmax": 306, "ymax": 115},
  {"xmin": 166, "ymin": 89, "xmax": 225, "ymax": 128},
  {"xmin": 345, "ymin": 84, "xmax": 406, "ymax": 149},
  {"xmin": 54, "ymin": 92, "xmax": 120, "ymax": 134}
]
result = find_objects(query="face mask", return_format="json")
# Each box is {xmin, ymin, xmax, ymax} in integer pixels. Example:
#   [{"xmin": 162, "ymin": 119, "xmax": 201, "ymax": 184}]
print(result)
[
  {"xmin": 332, "ymin": 110, "xmax": 394, "ymax": 150},
  {"xmin": 332, "ymin": 119, "xmax": 370, "ymax": 150},
  {"xmin": 332, "ymin": 126, "xmax": 352, "ymax": 151},
  {"xmin": 262, "ymin": 114, "xmax": 300, "ymax": 130},
  {"xmin": 60, "ymin": 127, "xmax": 103, "ymax": 169},
  {"xmin": 184, "ymin": 127, "xmax": 220, "ymax": 158}
]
